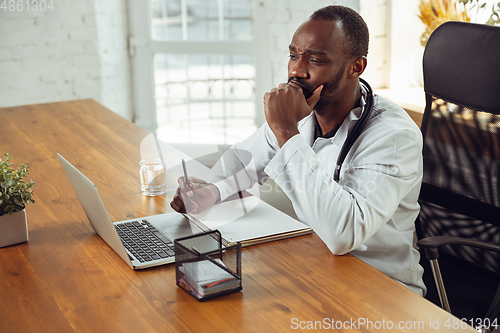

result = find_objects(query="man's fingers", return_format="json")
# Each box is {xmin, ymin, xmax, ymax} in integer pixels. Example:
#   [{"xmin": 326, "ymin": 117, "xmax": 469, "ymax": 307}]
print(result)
[
  {"xmin": 306, "ymin": 85, "xmax": 324, "ymax": 109},
  {"xmin": 170, "ymin": 185, "xmax": 200, "ymax": 213},
  {"xmin": 269, "ymin": 83, "xmax": 295, "ymax": 95},
  {"xmin": 177, "ymin": 177, "xmax": 193, "ymax": 197},
  {"xmin": 179, "ymin": 189, "xmax": 199, "ymax": 213},
  {"xmin": 170, "ymin": 200, "xmax": 185, "ymax": 213},
  {"xmin": 286, "ymin": 81, "xmax": 301, "ymax": 89},
  {"xmin": 171, "ymin": 190, "xmax": 195, "ymax": 214},
  {"xmin": 170, "ymin": 188, "xmax": 186, "ymax": 213},
  {"xmin": 171, "ymin": 176, "xmax": 217, "ymax": 214}
]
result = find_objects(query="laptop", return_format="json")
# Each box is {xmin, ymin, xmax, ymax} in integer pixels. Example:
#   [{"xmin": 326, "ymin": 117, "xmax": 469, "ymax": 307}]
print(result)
[{"xmin": 57, "ymin": 153, "xmax": 202, "ymax": 270}]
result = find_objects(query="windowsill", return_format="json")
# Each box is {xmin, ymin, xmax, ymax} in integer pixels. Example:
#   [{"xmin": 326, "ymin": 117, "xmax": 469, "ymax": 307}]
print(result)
[{"xmin": 375, "ymin": 87, "xmax": 425, "ymax": 127}]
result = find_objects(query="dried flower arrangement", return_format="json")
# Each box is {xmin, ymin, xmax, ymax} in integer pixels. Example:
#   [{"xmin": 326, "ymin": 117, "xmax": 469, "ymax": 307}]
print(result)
[{"xmin": 418, "ymin": 0, "xmax": 500, "ymax": 46}]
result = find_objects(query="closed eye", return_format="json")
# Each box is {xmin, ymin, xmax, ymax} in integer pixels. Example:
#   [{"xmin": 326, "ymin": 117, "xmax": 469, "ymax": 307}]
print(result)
[{"xmin": 310, "ymin": 58, "xmax": 325, "ymax": 64}]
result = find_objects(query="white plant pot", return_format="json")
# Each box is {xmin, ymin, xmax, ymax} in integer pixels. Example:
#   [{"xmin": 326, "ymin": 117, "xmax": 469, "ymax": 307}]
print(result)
[{"xmin": 0, "ymin": 209, "xmax": 28, "ymax": 248}]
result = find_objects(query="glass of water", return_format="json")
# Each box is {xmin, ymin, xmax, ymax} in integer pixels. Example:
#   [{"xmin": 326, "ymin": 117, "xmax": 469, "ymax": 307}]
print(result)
[{"xmin": 139, "ymin": 159, "xmax": 166, "ymax": 196}]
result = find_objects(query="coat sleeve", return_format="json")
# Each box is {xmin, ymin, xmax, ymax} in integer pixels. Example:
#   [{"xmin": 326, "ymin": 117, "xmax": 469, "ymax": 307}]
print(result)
[{"xmin": 202, "ymin": 122, "xmax": 279, "ymax": 201}]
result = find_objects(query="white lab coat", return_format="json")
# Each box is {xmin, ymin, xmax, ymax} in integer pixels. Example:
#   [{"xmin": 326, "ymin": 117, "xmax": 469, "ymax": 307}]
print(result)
[{"xmin": 206, "ymin": 87, "xmax": 426, "ymax": 296}]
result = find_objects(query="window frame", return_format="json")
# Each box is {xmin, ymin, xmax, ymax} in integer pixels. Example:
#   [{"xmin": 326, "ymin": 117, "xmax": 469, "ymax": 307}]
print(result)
[{"xmin": 127, "ymin": 0, "xmax": 271, "ymax": 137}]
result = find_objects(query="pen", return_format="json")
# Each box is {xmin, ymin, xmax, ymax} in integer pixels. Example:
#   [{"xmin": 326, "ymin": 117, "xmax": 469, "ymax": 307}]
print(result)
[
  {"xmin": 182, "ymin": 159, "xmax": 193, "ymax": 191},
  {"xmin": 233, "ymin": 175, "xmax": 248, "ymax": 215}
]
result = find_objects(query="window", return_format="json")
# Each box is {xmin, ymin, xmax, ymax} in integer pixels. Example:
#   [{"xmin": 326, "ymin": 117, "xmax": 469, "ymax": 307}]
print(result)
[
  {"xmin": 150, "ymin": 0, "xmax": 253, "ymax": 41},
  {"xmin": 128, "ymin": 0, "xmax": 270, "ymax": 145},
  {"xmin": 153, "ymin": 53, "xmax": 256, "ymax": 144}
]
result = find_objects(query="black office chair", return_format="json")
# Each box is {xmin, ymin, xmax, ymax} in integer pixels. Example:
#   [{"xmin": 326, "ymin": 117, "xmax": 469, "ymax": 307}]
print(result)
[{"xmin": 415, "ymin": 21, "xmax": 500, "ymax": 330}]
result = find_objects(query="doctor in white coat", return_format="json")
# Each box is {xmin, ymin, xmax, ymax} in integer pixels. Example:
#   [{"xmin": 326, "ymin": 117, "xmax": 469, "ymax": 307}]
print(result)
[{"xmin": 170, "ymin": 5, "xmax": 426, "ymax": 296}]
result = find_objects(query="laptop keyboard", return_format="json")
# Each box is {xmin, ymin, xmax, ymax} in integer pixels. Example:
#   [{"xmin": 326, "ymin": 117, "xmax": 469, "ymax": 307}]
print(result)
[{"xmin": 115, "ymin": 220, "xmax": 175, "ymax": 263}]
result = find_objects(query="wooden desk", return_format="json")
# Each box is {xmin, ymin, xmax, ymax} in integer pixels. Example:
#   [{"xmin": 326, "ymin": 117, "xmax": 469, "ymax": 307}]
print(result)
[{"xmin": 0, "ymin": 100, "xmax": 474, "ymax": 332}]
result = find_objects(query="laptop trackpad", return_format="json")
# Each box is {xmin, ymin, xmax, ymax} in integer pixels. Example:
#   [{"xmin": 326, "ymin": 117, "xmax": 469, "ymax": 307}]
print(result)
[
  {"xmin": 152, "ymin": 213, "xmax": 203, "ymax": 241},
  {"xmin": 162, "ymin": 224, "xmax": 199, "ymax": 240}
]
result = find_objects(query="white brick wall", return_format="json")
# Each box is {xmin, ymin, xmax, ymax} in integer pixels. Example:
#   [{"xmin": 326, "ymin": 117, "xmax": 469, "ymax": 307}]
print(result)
[
  {"xmin": 0, "ymin": 0, "xmax": 132, "ymax": 120},
  {"xmin": 94, "ymin": 0, "xmax": 132, "ymax": 120},
  {"xmin": 360, "ymin": 0, "xmax": 389, "ymax": 88},
  {"xmin": 262, "ymin": 0, "xmax": 390, "ymax": 89},
  {"xmin": 0, "ymin": 0, "xmax": 388, "ymax": 123}
]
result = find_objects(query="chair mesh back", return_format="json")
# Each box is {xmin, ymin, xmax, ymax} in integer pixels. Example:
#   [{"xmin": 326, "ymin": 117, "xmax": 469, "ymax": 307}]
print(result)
[
  {"xmin": 418, "ymin": 22, "xmax": 500, "ymax": 276},
  {"xmin": 419, "ymin": 96, "xmax": 500, "ymax": 275}
]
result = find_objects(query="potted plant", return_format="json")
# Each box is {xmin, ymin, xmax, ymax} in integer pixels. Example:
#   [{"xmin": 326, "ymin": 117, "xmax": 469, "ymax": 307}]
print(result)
[{"xmin": 0, "ymin": 153, "xmax": 35, "ymax": 248}]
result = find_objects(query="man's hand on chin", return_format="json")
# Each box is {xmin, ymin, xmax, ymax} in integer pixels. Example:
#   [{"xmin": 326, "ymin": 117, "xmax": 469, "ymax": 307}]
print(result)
[{"xmin": 263, "ymin": 83, "xmax": 323, "ymax": 147}]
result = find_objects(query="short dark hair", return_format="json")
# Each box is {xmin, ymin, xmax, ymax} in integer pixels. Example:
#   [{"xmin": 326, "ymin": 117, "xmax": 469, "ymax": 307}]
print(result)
[{"xmin": 310, "ymin": 5, "xmax": 369, "ymax": 59}]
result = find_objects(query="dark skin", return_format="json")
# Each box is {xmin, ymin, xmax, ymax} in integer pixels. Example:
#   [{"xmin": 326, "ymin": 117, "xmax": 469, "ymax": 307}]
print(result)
[
  {"xmin": 170, "ymin": 18, "xmax": 367, "ymax": 214},
  {"xmin": 266, "ymin": 18, "xmax": 367, "ymax": 146},
  {"xmin": 170, "ymin": 176, "xmax": 219, "ymax": 214}
]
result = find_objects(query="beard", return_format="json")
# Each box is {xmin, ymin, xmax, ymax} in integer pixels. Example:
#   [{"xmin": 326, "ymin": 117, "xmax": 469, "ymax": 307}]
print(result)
[
  {"xmin": 312, "ymin": 62, "xmax": 347, "ymax": 111},
  {"xmin": 288, "ymin": 61, "xmax": 347, "ymax": 110}
]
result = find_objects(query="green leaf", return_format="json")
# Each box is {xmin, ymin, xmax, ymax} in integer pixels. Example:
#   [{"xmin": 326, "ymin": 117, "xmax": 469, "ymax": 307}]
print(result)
[
  {"xmin": 0, "ymin": 153, "xmax": 35, "ymax": 215},
  {"xmin": 0, "ymin": 180, "xmax": 13, "ymax": 188}
]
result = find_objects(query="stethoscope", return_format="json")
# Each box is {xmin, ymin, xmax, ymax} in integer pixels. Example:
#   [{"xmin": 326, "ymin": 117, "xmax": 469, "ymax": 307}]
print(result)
[{"xmin": 333, "ymin": 77, "xmax": 374, "ymax": 182}]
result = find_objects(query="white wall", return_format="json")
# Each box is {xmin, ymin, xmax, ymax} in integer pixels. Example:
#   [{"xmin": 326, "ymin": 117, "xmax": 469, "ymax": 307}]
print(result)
[
  {"xmin": 388, "ymin": 0, "xmax": 425, "ymax": 88},
  {"xmin": 95, "ymin": 0, "xmax": 133, "ymax": 120},
  {"xmin": 360, "ymin": 0, "xmax": 390, "ymax": 88},
  {"xmin": 0, "ymin": 0, "xmax": 374, "ymax": 122},
  {"xmin": 0, "ymin": 0, "xmax": 132, "ymax": 120},
  {"xmin": 263, "ymin": 0, "xmax": 424, "ymax": 90}
]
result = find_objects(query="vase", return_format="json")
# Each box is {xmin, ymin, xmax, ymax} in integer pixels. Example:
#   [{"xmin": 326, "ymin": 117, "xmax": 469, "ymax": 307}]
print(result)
[{"xmin": 0, "ymin": 209, "xmax": 28, "ymax": 248}]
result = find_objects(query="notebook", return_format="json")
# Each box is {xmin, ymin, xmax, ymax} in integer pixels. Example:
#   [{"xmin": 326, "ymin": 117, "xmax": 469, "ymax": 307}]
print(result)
[{"xmin": 186, "ymin": 192, "xmax": 313, "ymax": 247}]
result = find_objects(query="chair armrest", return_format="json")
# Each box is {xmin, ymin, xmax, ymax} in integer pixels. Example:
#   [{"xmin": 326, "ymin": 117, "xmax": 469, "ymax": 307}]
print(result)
[{"xmin": 417, "ymin": 236, "xmax": 500, "ymax": 260}]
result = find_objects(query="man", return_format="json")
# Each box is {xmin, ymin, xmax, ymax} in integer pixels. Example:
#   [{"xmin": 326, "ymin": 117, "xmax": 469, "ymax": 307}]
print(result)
[{"xmin": 170, "ymin": 5, "xmax": 426, "ymax": 296}]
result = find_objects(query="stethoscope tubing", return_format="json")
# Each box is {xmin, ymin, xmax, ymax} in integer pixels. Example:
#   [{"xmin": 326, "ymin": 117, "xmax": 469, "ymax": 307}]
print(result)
[{"xmin": 333, "ymin": 78, "xmax": 374, "ymax": 182}]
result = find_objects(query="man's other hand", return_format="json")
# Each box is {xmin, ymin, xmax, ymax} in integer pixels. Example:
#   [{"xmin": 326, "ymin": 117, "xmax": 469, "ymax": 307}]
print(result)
[{"xmin": 170, "ymin": 176, "xmax": 220, "ymax": 214}]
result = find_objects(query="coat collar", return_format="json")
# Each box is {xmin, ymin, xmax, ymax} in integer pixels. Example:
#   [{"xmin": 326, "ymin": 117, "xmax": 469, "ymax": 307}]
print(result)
[{"xmin": 298, "ymin": 84, "xmax": 370, "ymax": 147}]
